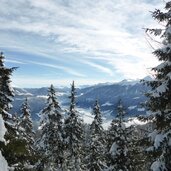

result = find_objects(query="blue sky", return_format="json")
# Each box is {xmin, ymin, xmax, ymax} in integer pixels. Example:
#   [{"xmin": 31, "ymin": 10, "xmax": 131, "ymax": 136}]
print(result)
[{"xmin": 0, "ymin": 0, "xmax": 163, "ymax": 87}]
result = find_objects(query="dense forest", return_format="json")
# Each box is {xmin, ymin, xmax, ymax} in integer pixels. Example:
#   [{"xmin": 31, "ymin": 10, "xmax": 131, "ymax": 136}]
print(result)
[{"xmin": 0, "ymin": 1, "xmax": 171, "ymax": 171}]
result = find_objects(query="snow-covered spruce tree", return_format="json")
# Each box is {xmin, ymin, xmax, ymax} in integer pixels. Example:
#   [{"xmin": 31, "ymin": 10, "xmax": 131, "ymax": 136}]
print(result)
[
  {"xmin": 127, "ymin": 124, "xmax": 149, "ymax": 171},
  {"xmin": 19, "ymin": 98, "xmax": 34, "ymax": 145},
  {"xmin": 37, "ymin": 84, "xmax": 64, "ymax": 170},
  {"xmin": 18, "ymin": 97, "xmax": 37, "ymax": 167},
  {"xmin": 64, "ymin": 81, "xmax": 84, "ymax": 171},
  {"xmin": 107, "ymin": 100, "xmax": 131, "ymax": 171},
  {"xmin": 0, "ymin": 52, "xmax": 16, "ymax": 119},
  {"xmin": 86, "ymin": 100, "xmax": 106, "ymax": 171},
  {"xmin": 0, "ymin": 52, "xmax": 11, "ymax": 169},
  {"xmin": 0, "ymin": 52, "xmax": 27, "ymax": 170},
  {"xmin": 142, "ymin": 2, "xmax": 171, "ymax": 170}
]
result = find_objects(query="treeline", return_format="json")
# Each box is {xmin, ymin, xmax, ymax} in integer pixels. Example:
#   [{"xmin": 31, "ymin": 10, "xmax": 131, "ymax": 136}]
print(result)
[
  {"xmin": 0, "ymin": 54, "xmax": 151, "ymax": 171},
  {"xmin": 1, "ymin": 1, "xmax": 171, "ymax": 171}
]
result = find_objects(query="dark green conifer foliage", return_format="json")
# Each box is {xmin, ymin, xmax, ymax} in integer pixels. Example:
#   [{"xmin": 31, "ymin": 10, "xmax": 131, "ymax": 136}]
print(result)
[
  {"xmin": 64, "ymin": 81, "xmax": 84, "ymax": 171},
  {"xmin": 108, "ymin": 100, "xmax": 130, "ymax": 171},
  {"xmin": 0, "ymin": 52, "xmax": 16, "ymax": 119},
  {"xmin": 86, "ymin": 100, "xmax": 106, "ymax": 171},
  {"xmin": 19, "ymin": 98, "xmax": 34, "ymax": 144},
  {"xmin": 142, "ymin": 1, "xmax": 171, "ymax": 170},
  {"xmin": 18, "ymin": 98, "xmax": 37, "ymax": 168},
  {"xmin": 0, "ymin": 52, "xmax": 32, "ymax": 170},
  {"xmin": 37, "ymin": 84, "xmax": 64, "ymax": 170}
]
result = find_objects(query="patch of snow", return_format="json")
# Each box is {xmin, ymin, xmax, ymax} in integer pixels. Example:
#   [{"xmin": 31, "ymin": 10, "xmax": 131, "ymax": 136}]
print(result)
[
  {"xmin": 77, "ymin": 108, "xmax": 94, "ymax": 124},
  {"xmin": 102, "ymin": 120, "xmax": 112, "ymax": 130},
  {"xmin": 0, "ymin": 114, "xmax": 6, "ymax": 142},
  {"xmin": 77, "ymin": 107, "xmax": 112, "ymax": 129},
  {"xmin": 0, "ymin": 151, "xmax": 8, "ymax": 171},
  {"xmin": 149, "ymin": 130, "xmax": 158, "ymax": 142},
  {"xmin": 36, "ymin": 95, "xmax": 48, "ymax": 99},
  {"xmin": 151, "ymin": 160, "xmax": 166, "ymax": 171},
  {"xmin": 153, "ymin": 81, "xmax": 168, "ymax": 97},
  {"xmin": 128, "ymin": 106, "xmax": 137, "ymax": 110},
  {"xmin": 146, "ymin": 146, "xmax": 154, "ymax": 152},
  {"xmin": 102, "ymin": 102, "xmax": 113, "ymax": 106},
  {"xmin": 154, "ymin": 134, "xmax": 165, "ymax": 149},
  {"xmin": 0, "ymin": 115, "xmax": 8, "ymax": 171},
  {"xmin": 17, "ymin": 92, "xmax": 33, "ymax": 96},
  {"xmin": 109, "ymin": 142, "xmax": 119, "ymax": 156},
  {"xmin": 137, "ymin": 108, "xmax": 145, "ymax": 112},
  {"xmin": 133, "ymin": 97, "xmax": 140, "ymax": 99}
]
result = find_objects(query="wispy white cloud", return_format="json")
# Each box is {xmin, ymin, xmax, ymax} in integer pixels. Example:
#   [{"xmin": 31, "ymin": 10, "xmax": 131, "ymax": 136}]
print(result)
[
  {"xmin": 29, "ymin": 61, "xmax": 86, "ymax": 77},
  {"xmin": 80, "ymin": 60, "xmax": 113, "ymax": 76},
  {"xmin": 0, "ymin": 0, "xmax": 164, "ymax": 86},
  {"xmin": 12, "ymin": 76, "xmax": 111, "ymax": 88},
  {"xmin": 5, "ymin": 59, "xmax": 26, "ymax": 64}
]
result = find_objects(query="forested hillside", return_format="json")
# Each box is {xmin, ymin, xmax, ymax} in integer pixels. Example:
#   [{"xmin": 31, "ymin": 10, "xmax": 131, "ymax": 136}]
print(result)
[{"xmin": 0, "ymin": 1, "xmax": 171, "ymax": 171}]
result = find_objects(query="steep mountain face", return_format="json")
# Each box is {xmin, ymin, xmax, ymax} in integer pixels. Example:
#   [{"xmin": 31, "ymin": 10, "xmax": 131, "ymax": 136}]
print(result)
[
  {"xmin": 76, "ymin": 80, "xmax": 149, "ymax": 117},
  {"xmin": 11, "ymin": 79, "xmax": 149, "ymax": 120},
  {"xmin": 11, "ymin": 87, "xmax": 70, "ymax": 120}
]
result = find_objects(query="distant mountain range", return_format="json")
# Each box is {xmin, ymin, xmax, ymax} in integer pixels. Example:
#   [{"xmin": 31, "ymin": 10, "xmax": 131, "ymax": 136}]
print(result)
[{"xmin": 11, "ymin": 77, "xmax": 151, "ymax": 120}]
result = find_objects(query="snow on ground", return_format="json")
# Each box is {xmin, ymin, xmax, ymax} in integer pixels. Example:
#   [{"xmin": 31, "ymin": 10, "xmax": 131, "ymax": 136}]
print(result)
[
  {"xmin": 128, "ymin": 106, "xmax": 137, "ymax": 110},
  {"xmin": 0, "ymin": 151, "xmax": 8, "ymax": 171},
  {"xmin": 102, "ymin": 102, "xmax": 113, "ymax": 107},
  {"xmin": 78, "ymin": 107, "xmax": 147, "ymax": 129},
  {"xmin": 36, "ymin": 95, "xmax": 48, "ymax": 99},
  {"xmin": 0, "ymin": 114, "xmax": 8, "ymax": 171},
  {"xmin": 78, "ymin": 107, "xmax": 112, "ymax": 129},
  {"xmin": 133, "ymin": 97, "xmax": 140, "ymax": 99},
  {"xmin": 0, "ymin": 114, "xmax": 6, "ymax": 142},
  {"xmin": 78, "ymin": 108, "xmax": 94, "ymax": 124},
  {"xmin": 137, "ymin": 108, "xmax": 145, "ymax": 112}
]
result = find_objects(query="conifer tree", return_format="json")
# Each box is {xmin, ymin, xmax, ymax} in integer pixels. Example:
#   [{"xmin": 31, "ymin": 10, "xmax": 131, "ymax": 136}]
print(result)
[
  {"xmin": 19, "ymin": 98, "xmax": 34, "ymax": 144},
  {"xmin": 0, "ymin": 52, "xmax": 16, "ymax": 119},
  {"xmin": 18, "ymin": 98, "xmax": 38, "ymax": 168},
  {"xmin": 37, "ymin": 84, "xmax": 64, "ymax": 170},
  {"xmin": 86, "ymin": 100, "xmax": 106, "ymax": 171},
  {"xmin": 0, "ymin": 52, "xmax": 27, "ymax": 170},
  {"xmin": 108, "ymin": 100, "xmax": 131, "ymax": 171},
  {"xmin": 64, "ymin": 81, "xmax": 84, "ymax": 171},
  {"xmin": 142, "ymin": 1, "xmax": 171, "ymax": 170}
]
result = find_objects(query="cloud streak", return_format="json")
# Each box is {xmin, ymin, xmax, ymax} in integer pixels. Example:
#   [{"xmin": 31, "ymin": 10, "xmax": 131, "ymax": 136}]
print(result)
[
  {"xmin": 0, "ymin": 0, "xmax": 164, "ymax": 87},
  {"xmin": 28, "ymin": 61, "xmax": 86, "ymax": 77},
  {"xmin": 80, "ymin": 60, "xmax": 113, "ymax": 76}
]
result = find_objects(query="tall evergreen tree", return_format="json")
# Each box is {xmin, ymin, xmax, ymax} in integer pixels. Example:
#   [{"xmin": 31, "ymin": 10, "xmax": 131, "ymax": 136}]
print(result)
[
  {"xmin": 0, "ymin": 52, "xmax": 28, "ymax": 170},
  {"xmin": 19, "ymin": 98, "xmax": 37, "ymax": 167},
  {"xmin": 37, "ymin": 84, "xmax": 64, "ymax": 170},
  {"xmin": 108, "ymin": 100, "xmax": 131, "ymax": 171},
  {"xmin": 86, "ymin": 100, "xmax": 106, "ymax": 171},
  {"xmin": 64, "ymin": 81, "xmax": 84, "ymax": 171},
  {"xmin": 142, "ymin": 1, "xmax": 171, "ymax": 170},
  {"xmin": 0, "ymin": 52, "xmax": 16, "ymax": 119},
  {"xmin": 19, "ymin": 98, "xmax": 34, "ymax": 144}
]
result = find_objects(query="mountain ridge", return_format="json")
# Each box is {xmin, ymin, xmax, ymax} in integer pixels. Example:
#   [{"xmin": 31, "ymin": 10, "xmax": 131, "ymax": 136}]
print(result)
[{"xmin": 11, "ymin": 78, "xmax": 151, "ymax": 120}]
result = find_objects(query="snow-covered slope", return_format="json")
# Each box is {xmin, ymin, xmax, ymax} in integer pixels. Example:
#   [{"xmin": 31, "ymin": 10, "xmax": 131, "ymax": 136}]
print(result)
[
  {"xmin": 0, "ymin": 115, "xmax": 9, "ymax": 171},
  {"xmin": 76, "ymin": 79, "xmax": 148, "ymax": 116},
  {"xmin": 11, "ymin": 78, "xmax": 150, "ymax": 120}
]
